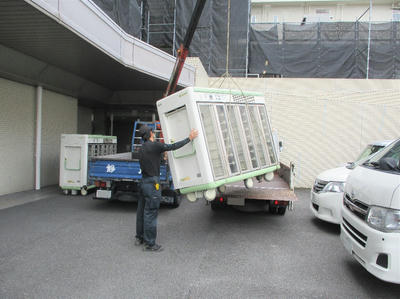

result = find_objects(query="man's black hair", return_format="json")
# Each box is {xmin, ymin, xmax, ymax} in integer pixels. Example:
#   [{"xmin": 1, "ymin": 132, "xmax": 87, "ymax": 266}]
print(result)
[{"xmin": 138, "ymin": 125, "xmax": 152, "ymax": 141}]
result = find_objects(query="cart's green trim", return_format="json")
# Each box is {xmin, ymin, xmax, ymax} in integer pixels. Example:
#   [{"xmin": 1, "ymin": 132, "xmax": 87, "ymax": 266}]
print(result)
[
  {"xmin": 179, "ymin": 164, "xmax": 279, "ymax": 194},
  {"xmin": 193, "ymin": 87, "xmax": 263, "ymax": 97},
  {"xmin": 61, "ymin": 185, "xmax": 95, "ymax": 190}
]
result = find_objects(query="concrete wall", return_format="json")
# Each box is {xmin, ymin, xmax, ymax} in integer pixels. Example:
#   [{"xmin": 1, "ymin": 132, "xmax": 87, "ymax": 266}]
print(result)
[
  {"xmin": 186, "ymin": 57, "xmax": 210, "ymax": 88},
  {"xmin": 207, "ymin": 77, "xmax": 400, "ymax": 188},
  {"xmin": 251, "ymin": 2, "xmax": 394, "ymax": 23},
  {"xmin": 0, "ymin": 77, "xmax": 77, "ymax": 196},
  {"xmin": 78, "ymin": 106, "xmax": 93, "ymax": 134},
  {"xmin": 41, "ymin": 90, "xmax": 77, "ymax": 187},
  {"xmin": 0, "ymin": 77, "xmax": 36, "ymax": 195}
]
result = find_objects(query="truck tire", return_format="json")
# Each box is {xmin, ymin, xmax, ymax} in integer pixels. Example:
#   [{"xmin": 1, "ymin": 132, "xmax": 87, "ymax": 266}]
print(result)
[
  {"xmin": 210, "ymin": 200, "xmax": 224, "ymax": 211},
  {"xmin": 277, "ymin": 206, "xmax": 287, "ymax": 216},
  {"xmin": 171, "ymin": 194, "xmax": 181, "ymax": 208},
  {"xmin": 269, "ymin": 205, "xmax": 277, "ymax": 214}
]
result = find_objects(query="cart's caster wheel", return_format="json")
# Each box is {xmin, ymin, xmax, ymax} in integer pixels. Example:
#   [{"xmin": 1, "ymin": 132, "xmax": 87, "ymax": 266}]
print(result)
[
  {"xmin": 81, "ymin": 187, "xmax": 88, "ymax": 196},
  {"xmin": 217, "ymin": 185, "xmax": 226, "ymax": 193},
  {"xmin": 264, "ymin": 172, "xmax": 274, "ymax": 182},
  {"xmin": 63, "ymin": 189, "xmax": 69, "ymax": 195},
  {"xmin": 204, "ymin": 189, "xmax": 216, "ymax": 201},
  {"xmin": 71, "ymin": 190, "xmax": 78, "ymax": 196},
  {"xmin": 186, "ymin": 192, "xmax": 197, "ymax": 202},
  {"xmin": 244, "ymin": 178, "xmax": 254, "ymax": 189}
]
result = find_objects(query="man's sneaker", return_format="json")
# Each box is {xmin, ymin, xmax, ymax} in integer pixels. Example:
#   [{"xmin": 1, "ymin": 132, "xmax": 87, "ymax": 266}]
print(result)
[
  {"xmin": 143, "ymin": 244, "xmax": 163, "ymax": 252},
  {"xmin": 134, "ymin": 237, "xmax": 143, "ymax": 246}
]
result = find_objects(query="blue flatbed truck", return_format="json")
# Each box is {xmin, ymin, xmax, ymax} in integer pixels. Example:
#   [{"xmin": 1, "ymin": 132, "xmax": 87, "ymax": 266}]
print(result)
[
  {"xmin": 88, "ymin": 121, "xmax": 181, "ymax": 207},
  {"xmin": 87, "ymin": 0, "xmax": 208, "ymax": 208}
]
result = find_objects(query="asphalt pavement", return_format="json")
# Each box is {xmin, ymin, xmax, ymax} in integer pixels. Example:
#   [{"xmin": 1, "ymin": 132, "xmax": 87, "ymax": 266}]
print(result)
[{"xmin": 0, "ymin": 187, "xmax": 399, "ymax": 298}]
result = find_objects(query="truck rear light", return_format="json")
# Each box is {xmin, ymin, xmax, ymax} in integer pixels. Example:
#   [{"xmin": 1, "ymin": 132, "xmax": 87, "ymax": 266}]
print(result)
[
  {"xmin": 100, "ymin": 182, "xmax": 106, "ymax": 188},
  {"xmin": 272, "ymin": 200, "xmax": 288, "ymax": 206},
  {"xmin": 219, "ymin": 197, "xmax": 224, "ymax": 203},
  {"xmin": 95, "ymin": 181, "xmax": 101, "ymax": 187}
]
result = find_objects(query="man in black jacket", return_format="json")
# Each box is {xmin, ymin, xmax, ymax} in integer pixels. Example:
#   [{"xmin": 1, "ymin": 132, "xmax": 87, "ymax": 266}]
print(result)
[{"xmin": 135, "ymin": 125, "xmax": 198, "ymax": 252}]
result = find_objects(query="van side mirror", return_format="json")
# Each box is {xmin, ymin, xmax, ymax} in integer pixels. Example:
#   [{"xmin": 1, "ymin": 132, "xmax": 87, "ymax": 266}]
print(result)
[{"xmin": 279, "ymin": 141, "xmax": 283, "ymax": 152}]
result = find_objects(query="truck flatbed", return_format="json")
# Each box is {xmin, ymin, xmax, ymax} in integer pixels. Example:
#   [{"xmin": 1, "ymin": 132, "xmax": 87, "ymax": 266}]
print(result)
[
  {"xmin": 211, "ymin": 163, "xmax": 297, "ymax": 214},
  {"xmin": 90, "ymin": 151, "xmax": 139, "ymax": 162},
  {"xmin": 224, "ymin": 174, "xmax": 297, "ymax": 202}
]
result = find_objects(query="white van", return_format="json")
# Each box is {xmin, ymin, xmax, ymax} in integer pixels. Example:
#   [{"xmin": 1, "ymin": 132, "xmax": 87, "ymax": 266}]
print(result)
[
  {"xmin": 340, "ymin": 138, "xmax": 400, "ymax": 284},
  {"xmin": 310, "ymin": 141, "xmax": 392, "ymax": 224}
]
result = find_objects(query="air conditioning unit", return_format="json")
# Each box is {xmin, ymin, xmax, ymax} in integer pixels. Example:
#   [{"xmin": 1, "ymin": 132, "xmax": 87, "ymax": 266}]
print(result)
[{"xmin": 59, "ymin": 134, "xmax": 117, "ymax": 195}]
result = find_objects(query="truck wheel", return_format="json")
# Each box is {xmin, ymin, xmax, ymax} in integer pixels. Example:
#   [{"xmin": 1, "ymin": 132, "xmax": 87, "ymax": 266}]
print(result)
[
  {"xmin": 171, "ymin": 194, "xmax": 181, "ymax": 208},
  {"xmin": 269, "ymin": 206, "xmax": 277, "ymax": 214},
  {"xmin": 278, "ymin": 206, "xmax": 287, "ymax": 215},
  {"xmin": 211, "ymin": 200, "xmax": 223, "ymax": 211}
]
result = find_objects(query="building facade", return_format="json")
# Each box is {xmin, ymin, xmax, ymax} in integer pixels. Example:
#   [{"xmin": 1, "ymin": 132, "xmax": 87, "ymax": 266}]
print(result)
[{"xmin": 251, "ymin": 0, "xmax": 399, "ymax": 23}]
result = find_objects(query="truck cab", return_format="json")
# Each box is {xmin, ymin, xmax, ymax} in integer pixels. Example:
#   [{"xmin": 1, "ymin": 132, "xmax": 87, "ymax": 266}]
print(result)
[
  {"xmin": 88, "ymin": 121, "xmax": 181, "ymax": 207},
  {"xmin": 340, "ymin": 138, "xmax": 400, "ymax": 284}
]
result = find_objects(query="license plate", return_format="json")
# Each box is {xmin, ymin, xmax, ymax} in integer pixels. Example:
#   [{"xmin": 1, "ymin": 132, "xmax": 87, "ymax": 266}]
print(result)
[
  {"xmin": 96, "ymin": 189, "xmax": 112, "ymax": 199},
  {"xmin": 341, "ymin": 231, "xmax": 353, "ymax": 254},
  {"xmin": 227, "ymin": 196, "xmax": 245, "ymax": 206}
]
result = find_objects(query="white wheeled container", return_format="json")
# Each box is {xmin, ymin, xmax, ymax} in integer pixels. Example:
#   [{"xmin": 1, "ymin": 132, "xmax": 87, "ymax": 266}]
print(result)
[
  {"xmin": 156, "ymin": 87, "xmax": 279, "ymax": 202},
  {"xmin": 59, "ymin": 134, "xmax": 117, "ymax": 195}
]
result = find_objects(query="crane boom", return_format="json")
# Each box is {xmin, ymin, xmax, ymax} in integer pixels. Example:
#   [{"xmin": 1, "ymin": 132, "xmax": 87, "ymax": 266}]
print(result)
[{"xmin": 164, "ymin": 0, "xmax": 207, "ymax": 97}]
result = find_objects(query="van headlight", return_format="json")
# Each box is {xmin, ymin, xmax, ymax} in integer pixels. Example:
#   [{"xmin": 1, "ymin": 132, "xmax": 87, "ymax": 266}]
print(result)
[
  {"xmin": 367, "ymin": 206, "xmax": 400, "ymax": 232},
  {"xmin": 321, "ymin": 182, "xmax": 345, "ymax": 193}
]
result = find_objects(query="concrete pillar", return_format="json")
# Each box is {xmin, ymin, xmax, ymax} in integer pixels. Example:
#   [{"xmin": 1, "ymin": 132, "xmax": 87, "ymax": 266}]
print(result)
[{"xmin": 35, "ymin": 86, "xmax": 42, "ymax": 190}]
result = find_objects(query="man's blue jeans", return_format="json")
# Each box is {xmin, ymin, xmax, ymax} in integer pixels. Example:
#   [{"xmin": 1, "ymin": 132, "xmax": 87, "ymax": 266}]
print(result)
[{"xmin": 136, "ymin": 176, "xmax": 161, "ymax": 247}]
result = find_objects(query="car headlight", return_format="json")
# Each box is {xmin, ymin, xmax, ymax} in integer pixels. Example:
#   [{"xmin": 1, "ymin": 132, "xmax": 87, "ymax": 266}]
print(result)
[
  {"xmin": 321, "ymin": 182, "xmax": 345, "ymax": 193},
  {"xmin": 367, "ymin": 206, "xmax": 400, "ymax": 232}
]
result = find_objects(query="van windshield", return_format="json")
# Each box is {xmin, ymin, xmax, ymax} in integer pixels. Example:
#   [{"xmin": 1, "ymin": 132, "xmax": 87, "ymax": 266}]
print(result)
[{"xmin": 363, "ymin": 140, "xmax": 400, "ymax": 172}]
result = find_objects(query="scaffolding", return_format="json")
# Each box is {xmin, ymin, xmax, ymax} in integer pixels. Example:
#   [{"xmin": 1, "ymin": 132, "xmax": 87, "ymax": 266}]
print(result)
[{"xmin": 95, "ymin": 0, "xmax": 400, "ymax": 79}]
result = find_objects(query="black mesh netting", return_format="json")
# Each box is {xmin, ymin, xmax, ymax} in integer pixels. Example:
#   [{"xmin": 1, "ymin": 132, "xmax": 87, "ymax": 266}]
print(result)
[
  {"xmin": 175, "ymin": 0, "xmax": 249, "ymax": 76},
  {"xmin": 93, "ymin": 0, "xmax": 400, "ymax": 79},
  {"xmin": 249, "ymin": 22, "xmax": 400, "ymax": 78},
  {"xmin": 92, "ymin": 0, "xmax": 141, "ymax": 38}
]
